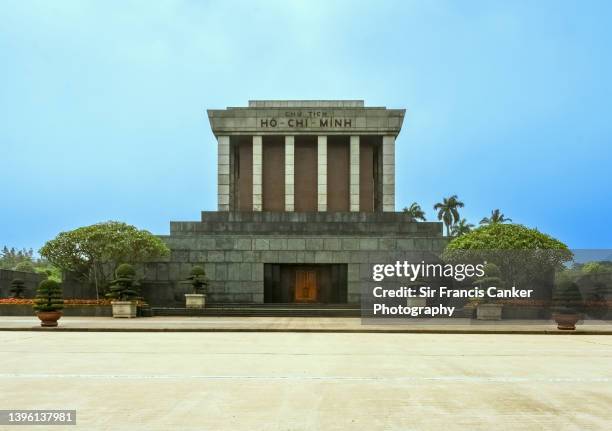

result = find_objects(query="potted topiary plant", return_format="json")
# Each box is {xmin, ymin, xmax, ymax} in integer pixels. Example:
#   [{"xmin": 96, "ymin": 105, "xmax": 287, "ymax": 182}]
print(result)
[
  {"xmin": 10, "ymin": 278, "xmax": 26, "ymax": 298},
  {"xmin": 33, "ymin": 279, "xmax": 64, "ymax": 327},
  {"xmin": 475, "ymin": 263, "xmax": 504, "ymax": 320},
  {"xmin": 106, "ymin": 263, "xmax": 140, "ymax": 318},
  {"xmin": 552, "ymin": 278, "xmax": 583, "ymax": 330},
  {"xmin": 184, "ymin": 265, "xmax": 208, "ymax": 309}
]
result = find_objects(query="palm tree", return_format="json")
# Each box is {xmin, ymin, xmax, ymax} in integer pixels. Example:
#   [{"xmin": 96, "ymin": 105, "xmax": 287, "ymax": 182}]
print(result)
[
  {"xmin": 402, "ymin": 202, "xmax": 426, "ymax": 222},
  {"xmin": 434, "ymin": 195, "xmax": 464, "ymax": 236},
  {"xmin": 451, "ymin": 218, "xmax": 474, "ymax": 237},
  {"xmin": 480, "ymin": 209, "xmax": 512, "ymax": 225}
]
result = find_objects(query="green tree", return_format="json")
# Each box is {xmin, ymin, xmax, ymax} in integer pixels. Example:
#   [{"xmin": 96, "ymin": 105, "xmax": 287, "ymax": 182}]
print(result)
[
  {"xmin": 581, "ymin": 262, "xmax": 612, "ymax": 274},
  {"xmin": 40, "ymin": 221, "xmax": 170, "ymax": 298},
  {"xmin": 443, "ymin": 223, "xmax": 573, "ymax": 289},
  {"xmin": 0, "ymin": 246, "xmax": 34, "ymax": 269},
  {"xmin": 434, "ymin": 195, "xmax": 464, "ymax": 236},
  {"xmin": 14, "ymin": 261, "xmax": 36, "ymax": 273},
  {"xmin": 480, "ymin": 209, "xmax": 512, "ymax": 225},
  {"xmin": 402, "ymin": 202, "xmax": 427, "ymax": 222},
  {"xmin": 450, "ymin": 218, "xmax": 474, "ymax": 237},
  {"xmin": 34, "ymin": 263, "xmax": 62, "ymax": 283}
]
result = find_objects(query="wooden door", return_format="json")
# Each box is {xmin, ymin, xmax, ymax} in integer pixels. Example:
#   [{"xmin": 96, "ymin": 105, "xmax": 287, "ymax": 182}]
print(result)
[{"xmin": 295, "ymin": 270, "xmax": 317, "ymax": 302}]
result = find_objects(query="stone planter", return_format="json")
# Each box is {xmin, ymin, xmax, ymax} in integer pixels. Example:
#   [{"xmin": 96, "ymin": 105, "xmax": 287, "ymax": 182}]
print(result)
[
  {"xmin": 406, "ymin": 297, "xmax": 427, "ymax": 307},
  {"xmin": 476, "ymin": 303, "xmax": 503, "ymax": 320},
  {"xmin": 111, "ymin": 301, "xmax": 137, "ymax": 318},
  {"xmin": 185, "ymin": 293, "xmax": 206, "ymax": 309}
]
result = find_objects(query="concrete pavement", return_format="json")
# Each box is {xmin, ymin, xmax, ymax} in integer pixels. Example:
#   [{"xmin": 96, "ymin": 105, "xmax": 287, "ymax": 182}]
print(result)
[
  {"xmin": 1, "ymin": 316, "xmax": 611, "ymax": 334},
  {"xmin": 1, "ymin": 331, "xmax": 611, "ymax": 430}
]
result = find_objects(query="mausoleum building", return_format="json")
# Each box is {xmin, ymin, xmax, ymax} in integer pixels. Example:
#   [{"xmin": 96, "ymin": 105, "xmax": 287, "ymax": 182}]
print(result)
[{"xmin": 144, "ymin": 100, "xmax": 447, "ymax": 306}]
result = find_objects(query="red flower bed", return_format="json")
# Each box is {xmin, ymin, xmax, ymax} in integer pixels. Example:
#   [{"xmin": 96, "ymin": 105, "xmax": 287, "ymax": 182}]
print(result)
[
  {"xmin": 0, "ymin": 298, "xmax": 33, "ymax": 305},
  {"xmin": 0, "ymin": 298, "xmax": 113, "ymax": 306},
  {"xmin": 64, "ymin": 299, "xmax": 113, "ymax": 306}
]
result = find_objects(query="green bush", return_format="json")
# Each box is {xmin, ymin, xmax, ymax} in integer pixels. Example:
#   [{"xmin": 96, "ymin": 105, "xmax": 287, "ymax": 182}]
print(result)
[
  {"xmin": 10, "ymin": 278, "xmax": 26, "ymax": 299},
  {"xmin": 33, "ymin": 279, "xmax": 64, "ymax": 312},
  {"xmin": 106, "ymin": 264, "xmax": 140, "ymax": 301},
  {"xmin": 185, "ymin": 265, "xmax": 208, "ymax": 294},
  {"xmin": 115, "ymin": 263, "xmax": 136, "ymax": 278}
]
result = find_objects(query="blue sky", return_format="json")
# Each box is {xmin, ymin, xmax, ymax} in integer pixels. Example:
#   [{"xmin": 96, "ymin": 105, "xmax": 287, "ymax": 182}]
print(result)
[{"xmin": 1, "ymin": 0, "xmax": 611, "ymax": 251}]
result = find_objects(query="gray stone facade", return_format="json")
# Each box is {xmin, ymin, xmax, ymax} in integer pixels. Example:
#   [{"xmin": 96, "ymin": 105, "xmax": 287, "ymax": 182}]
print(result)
[
  {"xmin": 210, "ymin": 100, "xmax": 404, "ymax": 213},
  {"xmin": 134, "ymin": 100, "xmax": 448, "ymax": 307},
  {"xmin": 140, "ymin": 212, "xmax": 447, "ymax": 306}
]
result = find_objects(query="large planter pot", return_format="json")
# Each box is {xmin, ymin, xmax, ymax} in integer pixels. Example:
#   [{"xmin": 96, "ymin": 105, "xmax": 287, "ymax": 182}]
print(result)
[
  {"xmin": 476, "ymin": 303, "xmax": 503, "ymax": 320},
  {"xmin": 553, "ymin": 313, "xmax": 581, "ymax": 330},
  {"xmin": 111, "ymin": 301, "xmax": 137, "ymax": 318},
  {"xmin": 185, "ymin": 293, "xmax": 206, "ymax": 309},
  {"xmin": 36, "ymin": 310, "xmax": 62, "ymax": 327}
]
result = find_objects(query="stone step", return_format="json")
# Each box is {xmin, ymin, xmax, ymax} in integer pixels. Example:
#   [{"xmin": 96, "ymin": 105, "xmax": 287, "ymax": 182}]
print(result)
[
  {"xmin": 171, "ymin": 221, "xmax": 438, "ymax": 236},
  {"xmin": 152, "ymin": 304, "xmax": 361, "ymax": 317}
]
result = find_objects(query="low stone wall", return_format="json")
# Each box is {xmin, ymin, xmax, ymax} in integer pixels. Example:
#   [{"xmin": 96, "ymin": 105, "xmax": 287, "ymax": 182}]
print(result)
[
  {"xmin": 0, "ymin": 269, "xmax": 45, "ymax": 298},
  {"xmin": 0, "ymin": 305, "xmax": 112, "ymax": 317}
]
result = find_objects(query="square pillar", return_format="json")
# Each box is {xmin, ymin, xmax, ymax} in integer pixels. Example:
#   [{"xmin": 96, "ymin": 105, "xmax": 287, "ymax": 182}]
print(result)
[
  {"xmin": 217, "ymin": 135, "xmax": 230, "ymax": 211},
  {"xmin": 382, "ymin": 135, "xmax": 395, "ymax": 212},
  {"xmin": 252, "ymin": 135, "xmax": 262, "ymax": 211},
  {"xmin": 285, "ymin": 136, "xmax": 294, "ymax": 211},
  {"xmin": 317, "ymin": 136, "xmax": 327, "ymax": 212},
  {"xmin": 350, "ymin": 135, "xmax": 360, "ymax": 212}
]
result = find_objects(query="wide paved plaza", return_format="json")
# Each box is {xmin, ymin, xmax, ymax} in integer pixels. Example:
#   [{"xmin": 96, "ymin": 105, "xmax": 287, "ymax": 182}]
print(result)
[{"xmin": 1, "ymin": 331, "xmax": 611, "ymax": 430}]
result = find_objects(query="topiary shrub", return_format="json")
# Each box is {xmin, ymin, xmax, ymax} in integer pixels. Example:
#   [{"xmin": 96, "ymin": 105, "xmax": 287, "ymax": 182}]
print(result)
[
  {"xmin": 475, "ymin": 263, "xmax": 504, "ymax": 304},
  {"xmin": 106, "ymin": 263, "xmax": 140, "ymax": 301},
  {"xmin": 33, "ymin": 279, "xmax": 64, "ymax": 312},
  {"xmin": 552, "ymin": 278, "xmax": 583, "ymax": 314},
  {"xmin": 10, "ymin": 278, "xmax": 26, "ymax": 299},
  {"xmin": 185, "ymin": 265, "xmax": 208, "ymax": 294}
]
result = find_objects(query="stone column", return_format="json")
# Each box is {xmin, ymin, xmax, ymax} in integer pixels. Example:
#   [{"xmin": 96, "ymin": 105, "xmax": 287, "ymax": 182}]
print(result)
[
  {"xmin": 252, "ymin": 135, "xmax": 262, "ymax": 211},
  {"xmin": 350, "ymin": 135, "xmax": 360, "ymax": 212},
  {"xmin": 317, "ymin": 136, "xmax": 327, "ymax": 211},
  {"xmin": 382, "ymin": 135, "xmax": 395, "ymax": 212},
  {"xmin": 285, "ymin": 136, "xmax": 294, "ymax": 211},
  {"xmin": 217, "ymin": 135, "xmax": 230, "ymax": 211}
]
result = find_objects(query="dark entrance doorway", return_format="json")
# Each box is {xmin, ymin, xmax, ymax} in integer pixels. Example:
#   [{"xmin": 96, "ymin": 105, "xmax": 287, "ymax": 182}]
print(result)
[{"xmin": 264, "ymin": 264, "xmax": 348, "ymax": 304}]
